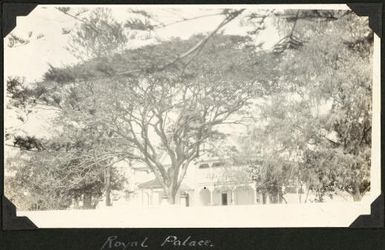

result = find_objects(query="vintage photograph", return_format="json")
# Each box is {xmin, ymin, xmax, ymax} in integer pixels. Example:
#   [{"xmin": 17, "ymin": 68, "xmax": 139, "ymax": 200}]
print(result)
[{"xmin": 3, "ymin": 4, "xmax": 380, "ymax": 227}]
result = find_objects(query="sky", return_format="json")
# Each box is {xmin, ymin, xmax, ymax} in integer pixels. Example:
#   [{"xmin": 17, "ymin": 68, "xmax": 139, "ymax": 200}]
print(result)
[
  {"xmin": 4, "ymin": 5, "xmax": 281, "ymax": 140},
  {"xmin": 4, "ymin": 4, "xmax": 350, "ymax": 82},
  {"xmin": 4, "ymin": 5, "xmax": 279, "ymax": 82},
  {"xmin": 4, "ymin": 4, "xmax": 350, "ymax": 143}
]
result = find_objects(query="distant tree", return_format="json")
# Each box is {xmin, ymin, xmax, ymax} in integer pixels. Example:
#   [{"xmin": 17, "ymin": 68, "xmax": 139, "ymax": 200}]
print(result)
[{"xmin": 243, "ymin": 11, "xmax": 372, "ymax": 201}]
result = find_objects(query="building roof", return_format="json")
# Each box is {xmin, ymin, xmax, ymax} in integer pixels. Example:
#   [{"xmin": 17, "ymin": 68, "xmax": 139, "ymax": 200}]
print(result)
[
  {"xmin": 138, "ymin": 179, "xmax": 162, "ymax": 189},
  {"xmin": 138, "ymin": 179, "xmax": 193, "ymax": 191}
]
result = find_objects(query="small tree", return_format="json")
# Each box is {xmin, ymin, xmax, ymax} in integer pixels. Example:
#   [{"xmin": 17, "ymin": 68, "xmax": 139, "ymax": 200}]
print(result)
[{"xmin": 6, "ymin": 133, "xmax": 126, "ymax": 210}]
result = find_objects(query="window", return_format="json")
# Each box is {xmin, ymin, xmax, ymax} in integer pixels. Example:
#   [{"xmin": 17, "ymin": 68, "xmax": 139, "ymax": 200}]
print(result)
[
  {"xmin": 199, "ymin": 163, "xmax": 209, "ymax": 169},
  {"xmin": 212, "ymin": 162, "xmax": 225, "ymax": 168}
]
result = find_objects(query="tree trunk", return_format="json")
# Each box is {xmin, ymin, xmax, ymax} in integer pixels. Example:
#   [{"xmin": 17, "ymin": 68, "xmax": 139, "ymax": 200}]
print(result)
[
  {"xmin": 106, "ymin": 189, "xmax": 112, "ymax": 206},
  {"xmin": 304, "ymin": 188, "xmax": 310, "ymax": 203},
  {"xmin": 83, "ymin": 192, "xmax": 92, "ymax": 209},
  {"xmin": 92, "ymin": 196, "xmax": 100, "ymax": 208},
  {"xmin": 352, "ymin": 184, "xmax": 362, "ymax": 201},
  {"xmin": 262, "ymin": 192, "xmax": 267, "ymax": 204},
  {"xmin": 168, "ymin": 193, "xmax": 176, "ymax": 204},
  {"xmin": 74, "ymin": 196, "xmax": 80, "ymax": 209},
  {"xmin": 167, "ymin": 185, "xmax": 178, "ymax": 204},
  {"xmin": 105, "ymin": 165, "xmax": 112, "ymax": 206},
  {"xmin": 352, "ymin": 193, "xmax": 362, "ymax": 201}
]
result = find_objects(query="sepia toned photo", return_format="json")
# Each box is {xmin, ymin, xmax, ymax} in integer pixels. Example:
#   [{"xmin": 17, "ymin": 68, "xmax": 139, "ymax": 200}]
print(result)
[{"xmin": 3, "ymin": 4, "xmax": 381, "ymax": 228}]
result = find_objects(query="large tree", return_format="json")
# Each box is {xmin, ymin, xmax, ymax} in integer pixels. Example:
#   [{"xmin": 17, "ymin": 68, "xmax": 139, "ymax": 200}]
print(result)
[
  {"xmin": 39, "ymin": 32, "xmax": 263, "ymax": 204},
  {"xmin": 6, "ymin": 7, "xmax": 252, "ymax": 206}
]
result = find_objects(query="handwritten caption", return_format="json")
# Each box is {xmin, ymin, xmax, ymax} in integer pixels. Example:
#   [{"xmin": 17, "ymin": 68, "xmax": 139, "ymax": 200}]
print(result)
[{"xmin": 101, "ymin": 235, "xmax": 215, "ymax": 249}]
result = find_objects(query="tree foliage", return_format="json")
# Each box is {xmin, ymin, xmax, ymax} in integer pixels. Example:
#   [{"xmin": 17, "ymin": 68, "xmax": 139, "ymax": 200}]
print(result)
[
  {"xmin": 242, "ymin": 11, "xmax": 373, "ymax": 201},
  {"xmin": 66, "ymin": 8, "xmax": 128, "ymax": 60},
  {"xmin": 6, "ymin": 126, "xmax": 126, "ymax": 210}
]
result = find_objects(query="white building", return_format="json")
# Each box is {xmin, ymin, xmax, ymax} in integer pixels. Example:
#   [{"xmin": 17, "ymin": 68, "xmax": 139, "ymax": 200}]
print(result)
[{"xmin": 113, "ymin": 157, "xmax": 307, "ymax": 207}]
